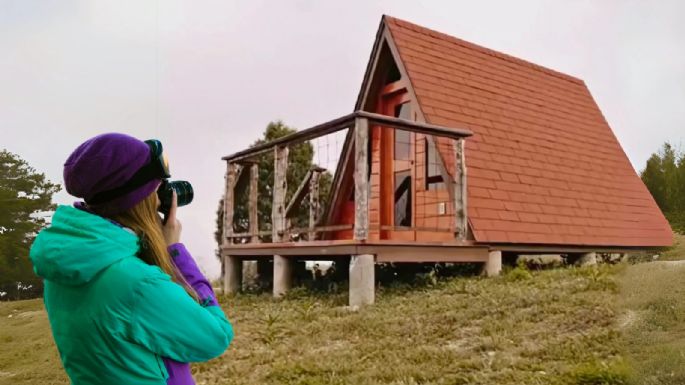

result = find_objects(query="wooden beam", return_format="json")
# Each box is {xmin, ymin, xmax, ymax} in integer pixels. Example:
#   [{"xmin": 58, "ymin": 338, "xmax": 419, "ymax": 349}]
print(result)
[
  {"xmin": 284, "ymin": 166, "xmax": 326, "ymax": 219},
  {"xmin": 353, "ymin": 117, "xmax": 369, "ymax": 240},
  {"xmin": 309, "ymin": 169, "xmax": 322, "ymax": 241},
  {"xmin": 223, "ymin": 113, "xmax": 356, "ymax": 162},
  {"xmin": 228, "ymin": 230, "xmax": 275, "ymax": 239},
  {"xmin": 459, "ymin": 139, "xmax": 468, "ymax": 240},
  {"xmin": 355, "ymin": 17, "xmax": 389, "ymax": 111},
  {"xmin": 426, "ymin": 135, "xmax": 457, "ymax": 215},
  {"xmin": 357, "ymin": 111, "xmax": 472, "ymax": 140},
  {"xmin": 248, "ymin": 163, "xmax": 259, "ymax": 243},
  {"xmin": 272, "ymin": 146, "xmax": 288, "ymax": 242},
  {"xmin": 454, "ymin": 139, "xmax": 467, "ymax": 240},
  {"xmin": 380, "ymin": 79, "xmax": 409, "ymax": 95},
  {"xmin": 221, "ymin": 111, "xmax": 472, "ymax": 162},
  {"xmin": 378, "ymin": 225, "xmax": 453, "ymax": 233},
  {"xmin": 222, "ymin": 240, "xmax": 488, "ymax": 260},
  {"xmin": 285, "ymin": 169, "xmax": 314, "ymax": 218},
  {"xmin": 487, "ymin": 244, "xmax": 653, "ymax": 254},
  {"xmin": 222, "ymin": 162, "xmax": 239, "ymax": 244},
  {"xmin": 227, "ymin": 224, "xmax": 352, "ymax": 239},
  {"xmin": 375, "ymin": 246, "xmax": 488, "ymax": 263}
]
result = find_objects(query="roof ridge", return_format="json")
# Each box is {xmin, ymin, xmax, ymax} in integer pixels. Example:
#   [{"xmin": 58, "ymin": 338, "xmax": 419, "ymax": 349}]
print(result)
[{"xmin": 382, "ymin": 15, "xmax": 584, "ymax": 86}]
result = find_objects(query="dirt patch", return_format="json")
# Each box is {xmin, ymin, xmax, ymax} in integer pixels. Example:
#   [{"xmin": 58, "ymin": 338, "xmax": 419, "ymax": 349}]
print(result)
[
  {"xmin": 15, "ymin": 310, "xmax": 43, "ymax": 319},
  {"xmin": 617, "ymin": 310, "xmax": 640, "ymax": 329}
]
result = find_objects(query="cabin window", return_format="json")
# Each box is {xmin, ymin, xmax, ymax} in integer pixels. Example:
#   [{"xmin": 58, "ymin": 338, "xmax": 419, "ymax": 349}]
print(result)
[
  {"xmin": 426, "ymin": 138, "xmax": 445, "ymax": 190},
  {"xmin": 394, "ymin": 170, "xmax": 411, "ymax": 226},
  {"xmin": 394, "ymin": 103, "xmax": 411, "ymax": 160},
  {"xmin": 383, "ymin": 49, "xmax": 402, "ymax": 84}
]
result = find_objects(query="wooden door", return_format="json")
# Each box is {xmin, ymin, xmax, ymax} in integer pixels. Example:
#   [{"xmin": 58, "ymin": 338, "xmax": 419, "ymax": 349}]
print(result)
[{"xmin": 379, "ymin": 84, "xmax": 416, "ymax": 241}]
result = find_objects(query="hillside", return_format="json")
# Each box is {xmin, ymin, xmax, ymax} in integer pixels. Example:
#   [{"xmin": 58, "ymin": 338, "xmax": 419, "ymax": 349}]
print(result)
[{"xmin": 1, "ymin": 238, "xmax": 684, "ymax": 385}]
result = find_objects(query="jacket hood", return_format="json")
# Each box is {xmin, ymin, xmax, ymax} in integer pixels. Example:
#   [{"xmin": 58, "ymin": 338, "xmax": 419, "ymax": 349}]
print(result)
[{"xmin": 30, "ymin": 205, "xmax": 140, "ymax": 286}]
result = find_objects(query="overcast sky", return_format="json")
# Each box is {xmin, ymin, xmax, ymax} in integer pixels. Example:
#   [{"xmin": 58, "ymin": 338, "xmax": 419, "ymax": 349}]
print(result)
[{"xmin": 2, "ymin": 1, "xmax": 684, "ymax": 279}]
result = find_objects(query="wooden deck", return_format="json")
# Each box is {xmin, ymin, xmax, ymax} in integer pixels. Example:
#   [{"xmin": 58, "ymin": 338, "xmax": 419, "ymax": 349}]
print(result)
[{"xmin": 221, "ymin": 239, "xmax": 490, "ymax": 262}]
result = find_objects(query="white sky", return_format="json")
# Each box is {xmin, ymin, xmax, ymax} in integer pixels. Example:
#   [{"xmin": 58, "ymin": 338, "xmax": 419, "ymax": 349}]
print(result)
[{"xmin": 2, "ymin": 0, "xmax": 684, "ymax": 279}]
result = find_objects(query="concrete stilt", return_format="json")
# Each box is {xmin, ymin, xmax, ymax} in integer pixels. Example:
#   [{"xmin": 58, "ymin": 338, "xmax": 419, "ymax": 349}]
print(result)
[
  {"xmin": 273, "ymin": 255, "xmax": 292, "ymax": 297},
  {"xmin": 577, "ymin": 252, "xmax": 597, "ymax": 266},
  {"xmin": 223, "ymin": 255, "xmax": 242, "ymax": 294},
  {"xmin": 484, "ymin": 250, "xmax": 502, "ymax": 277},
  {"xmin": 242, "ymin": 261, "xmax": 258, "ymax": 290},
  {"xmin": 349, "ymin": 254, "xmax": 375, "ymax": 307}
]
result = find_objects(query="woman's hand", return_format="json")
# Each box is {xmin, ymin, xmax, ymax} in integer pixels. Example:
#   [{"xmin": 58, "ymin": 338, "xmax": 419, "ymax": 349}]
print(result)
[{"xmin": 162, "ymin": 190, "xmax": 182, "ymax": 245}]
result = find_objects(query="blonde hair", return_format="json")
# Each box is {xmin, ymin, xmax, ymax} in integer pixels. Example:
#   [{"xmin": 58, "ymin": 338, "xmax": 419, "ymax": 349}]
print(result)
[{"xmin": 94, "ymin": 192, "xmax": 198, "ymax": 301}]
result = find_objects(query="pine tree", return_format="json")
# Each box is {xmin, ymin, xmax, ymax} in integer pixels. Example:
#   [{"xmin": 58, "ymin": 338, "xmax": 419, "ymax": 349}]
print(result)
[
  {"xmin": 0, "ymin": 150, "xmax": 60, "ymax": 299},
  {"xmin": 641, "ymin": 142, "xmax": 685, "ymax": 232},
  {"xmin": 642, "ymin": 153, "xmax": 667, "ymax": 210}
]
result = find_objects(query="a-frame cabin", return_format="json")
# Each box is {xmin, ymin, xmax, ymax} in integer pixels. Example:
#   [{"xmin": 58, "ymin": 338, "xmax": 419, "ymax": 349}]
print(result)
[
  {"xmin": 220, "ymin": 15, "xmax": 673, "ymax": 306},
  {"xmin": 328, "ymin": 15, "xmax": 672, "ymax": 248}
]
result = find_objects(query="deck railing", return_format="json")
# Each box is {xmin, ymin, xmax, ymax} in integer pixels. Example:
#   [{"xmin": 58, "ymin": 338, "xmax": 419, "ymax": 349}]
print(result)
[{"xmin": 221, "ymin": 111, "xmax": 473, "ymax": 247}]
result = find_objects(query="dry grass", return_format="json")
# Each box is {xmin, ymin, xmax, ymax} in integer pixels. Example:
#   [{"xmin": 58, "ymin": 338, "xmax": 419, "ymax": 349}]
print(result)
[
  {"xmin": 656, "ymin": 232, "xmax": 685, "ymax": 261},
  {"xmin": 619, "ymin": 260, "xmax": 685, "ymax": 385},
  {"xmin": 194, "ymin": 267, "xmax": 626, "ymax": 385},
  {"xmin": 4, "ymin": 245, "xmax": 685, "ymax": 385},
  {"xmin": 0, "ymin": 299, "xmax": 68, "ymax": 384}
]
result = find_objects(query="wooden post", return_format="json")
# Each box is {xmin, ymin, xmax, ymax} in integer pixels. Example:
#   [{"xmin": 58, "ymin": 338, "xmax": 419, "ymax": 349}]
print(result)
[
  {"xmin": 353, "ymin": 117, "xmax": 369, "ymax": 241},
  {"xmin": 460, "ymin": 139, "xmax": 468, "ymax": 239},
  {"xmin": 350, "ymin": 118, "xmax": 374, "ymax": 306},
  {"xmin": 308, "ymin": 170, "xmax": 321, "ymax": 241},
  {"xmin": 453, "ymin": 139, "xmax": 467, "ymax": 240},
  {"xmin": 222, "ymin": 162, "xmax": 239, "ymax": 294},
  {"xmin": 249, "ymin": 163, "xmax": 259, "ymax": 243},
  {"xmin": 241, "ymin": 162, "xmax": 260, "ymax": 290},
  {"xmin": 272, "ymin": 145, "xmax": 291, "ymax": 297},
  {"xmin": 272, "ymin": 146, "xmax": 288, "ymax": 242},
  {"xmin": 223, "ymin": 162, "xmax": 238, "ymax": 244}
]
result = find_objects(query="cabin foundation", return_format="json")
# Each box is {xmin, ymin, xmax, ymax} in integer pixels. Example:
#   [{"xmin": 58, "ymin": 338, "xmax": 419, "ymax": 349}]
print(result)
[
  {"xmin": 349, "ymin": 254, "xmax": 375, "ymax": 307},
  {"xmin": 273, "ymin": 255, "xmax": 293, "ymax": 297},
  {"xmin": 223, "ymin": 255, "xmax": 242, "ymax": 294},
  {"xmin": 243, "ymin": 261, "xmax": 259, "ymax": 289},
  {"xmin": 484, "ymin": 250, "xmax": 502, "ymax": 277},
  {"xmin": 577, "ymin": 252, "xmax": 598, "ymax": 266}
]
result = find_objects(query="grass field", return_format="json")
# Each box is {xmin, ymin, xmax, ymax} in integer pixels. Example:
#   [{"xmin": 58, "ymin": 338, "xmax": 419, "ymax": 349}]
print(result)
[{"xmin": 1, "ymin": 238, "xmax": 683, "ymax": 385}]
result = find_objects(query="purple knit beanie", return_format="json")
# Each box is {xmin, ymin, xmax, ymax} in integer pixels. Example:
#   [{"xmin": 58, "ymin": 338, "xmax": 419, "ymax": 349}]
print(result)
[{"xmin": 63, "ymin": 133, "xmax": 161, "ymax": 214}]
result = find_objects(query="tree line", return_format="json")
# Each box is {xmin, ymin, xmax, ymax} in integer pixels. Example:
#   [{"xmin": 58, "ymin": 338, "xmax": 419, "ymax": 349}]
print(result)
[{"xmin": 640, "ymin": 142, "xmax": 685, "ymax": 232}]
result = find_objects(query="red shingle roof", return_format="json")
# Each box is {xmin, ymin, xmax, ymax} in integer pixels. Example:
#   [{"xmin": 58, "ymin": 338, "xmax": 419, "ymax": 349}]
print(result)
[{"xmin": 385, "ymin": 16, "xmax": 672, "ymax": 247}]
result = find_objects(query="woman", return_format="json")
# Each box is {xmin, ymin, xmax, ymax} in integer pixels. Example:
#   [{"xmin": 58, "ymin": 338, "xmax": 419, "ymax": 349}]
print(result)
[{"xmin": 30, "ymin": 133, "xmax": 233, "ymax": 385}]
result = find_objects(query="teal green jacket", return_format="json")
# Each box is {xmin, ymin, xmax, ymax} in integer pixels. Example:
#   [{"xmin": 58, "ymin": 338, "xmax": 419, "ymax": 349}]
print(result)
[{"xmin": 29, "ymin": 205, "xmax": 233, "ymax": 385}]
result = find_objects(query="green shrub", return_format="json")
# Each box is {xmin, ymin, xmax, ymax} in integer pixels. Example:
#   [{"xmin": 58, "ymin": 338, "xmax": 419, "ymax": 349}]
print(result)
[
  {"xmin": 571, "ymin": 360, "xmax": 631, "ymax": 385},
  {"xmin": 506, "ymin": 260, "xmax": 532, "ymax": 281}
]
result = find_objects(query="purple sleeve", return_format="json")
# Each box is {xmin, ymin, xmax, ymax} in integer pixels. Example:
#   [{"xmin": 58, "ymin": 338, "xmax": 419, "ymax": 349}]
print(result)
[
  {"xmin": 164, "ymin": 358, "xmax": 194, "ymax": 385},
  {"xmin": 168, "ymin": 243, "xmax": 218, "ymax": 307}
]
